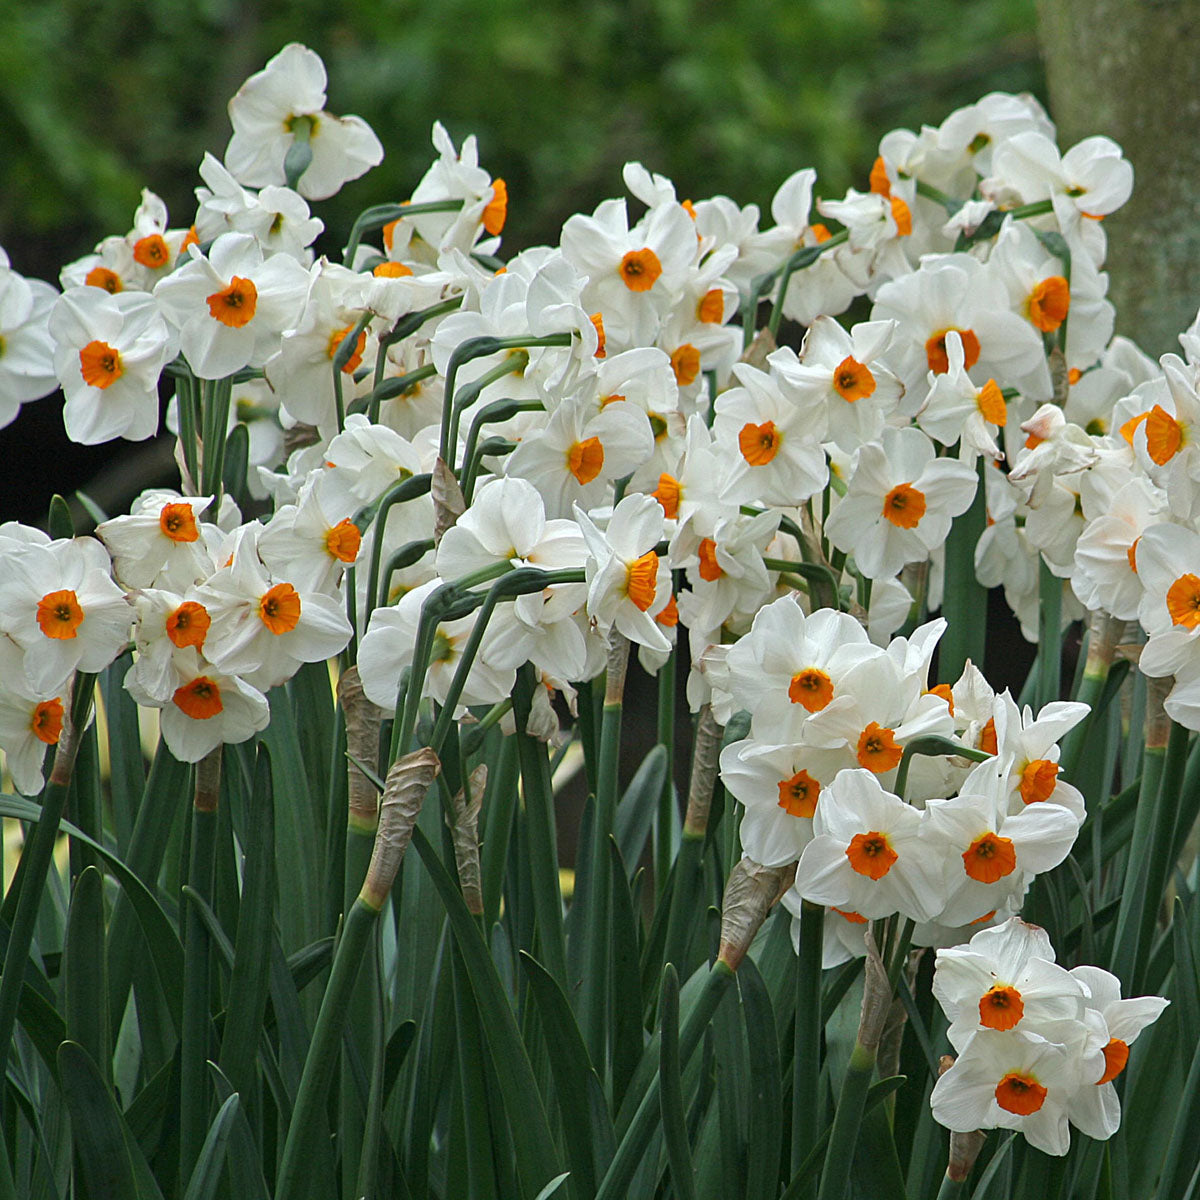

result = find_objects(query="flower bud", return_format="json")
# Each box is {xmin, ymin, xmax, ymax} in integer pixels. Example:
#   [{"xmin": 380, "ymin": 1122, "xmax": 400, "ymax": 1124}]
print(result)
[{"xmin": 717, "ymin": 856, "xmax": 796, "ymax": 971}]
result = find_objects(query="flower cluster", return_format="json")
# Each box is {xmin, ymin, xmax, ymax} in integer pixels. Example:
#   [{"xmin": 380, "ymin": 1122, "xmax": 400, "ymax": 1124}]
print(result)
[{"xmin": 930, "ymin": 918, "xmax": 1167, "ymax": 1155}]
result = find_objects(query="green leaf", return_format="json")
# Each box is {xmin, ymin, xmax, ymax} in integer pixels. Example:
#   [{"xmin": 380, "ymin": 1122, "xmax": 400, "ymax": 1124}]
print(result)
[
  {"xmin": 222, "ymin": 421, "xmax": 250, "ymax": 511},
  {"xmin": 98, "ymin": 648, "xmax": 146, "ymax": 852},
  {"xmin": 0, "ymin": 794, "xmax": 185, "ymax": 1027},
  {"xmin": 208, "ymin": 1063, "xmax": 270, "ymax": 1200},
  {"xmin": 65, "ymin": 865, "xmax": 110, "ymax": 1085},
  {"xmin": 615, "ymin": 744, "xmax": 668, "ymax": 877},
  {"xmin": 57, "ymin": 1040, "xmax": 153, "ymax": 1200},
  {"xmin": 609, "ymin": 839, "xmax": 644, "ymax": 1112},
  {"xmin": 659, "ymin": 964, "xmax": 697, "ymax": 1200},
  {"xmin": 411, "ymin": 825, "xmax": 564, "ymax": 1198},
  {"xmin": 532, "ymin": 1174, "xmax": 571, "ymax": 1200},
  {"xmin": 520, "ymin": 950, "xmax": 616, "ymax": 1196},
  {"xmin": 740, "ymin": 958, "xmax": 782, "ymax": 1200},
  {"xmin": 181, "ymin": 1093, "xmax": 240, "ymax": 1200}
]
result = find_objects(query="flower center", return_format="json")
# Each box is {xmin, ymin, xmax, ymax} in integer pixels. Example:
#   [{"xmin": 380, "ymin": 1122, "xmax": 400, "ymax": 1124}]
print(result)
[
  {"xmin": 962, "ymin": 831, "xmax": 1017, "ymax": 883},
  {"xmin": 1027, "ymin": 275, "xmax": 1070, "ymax": 332},
  {"xmin": 1096, "ymin": 1038, "xmax": 1130, "ymax": 1085},
  {"xmin": 788, "ymin": 667, "xmax": 833, "ymax": 712},
  {"xmin": 566, "ymin": 436, "xmax": 605, "ymax": 485},
  {"xmin": 327, "ymin": 325, "xmax": 367, "ymax": 373},
  {"xmin": 79, "ymin": 340, "xmax": 124, "ymax": 389},
  {"xmin": 697, "ymin": 288, "xmax": 724, "ymax": 324},
  {"xmin": 589, "ymin": 312, "xmax": 606, "ymax": 358},
  {"xmin": 926, "ymin": 327, "xmax": 980, "ymax": 375},
  {"xmin": 626, "ymin": 550, "xmax": 659, "ymax": 611},
  {"xmin": 845, "ymin": 830, "xmax": 897, "ymax": 880},
  {"xmin": 976, "ymin": 379, "xmax": 1007, "ymax": 425},
  {"xmin": 1019, "ymin": 758, "xmax": 1059, "ymax": 804},
  {"xmin": 166, "ymin": 601, "xmax": 211, "ymax": 650},
  {"xmin": 31, "ymin": 698, "xmax": 64, "ymax": 746},
  {"xmin": 325, "ymin": 518, "xmax": 362, "ymax": 563},
  {"xmin": 618, "ymin": 248, "xmax": 663, "ymax": 292},
  {"xmin": 979, "ymin": 984, "xmax": 1025, "ymax": 1031},
  {"xmin": 207, "ymin": 276, "xmax": 259, "ymax": 328},
  {"xmin": 36, "ymin": 589, "xmax": 84, "ymax": 640},
  {"xmin": 259, "ymin": 583, "xmax": 302, "ymax": 634},
  {"xmin": 1167, "ymin": 573, "xmax": 1200, "ymax": 628},
  {"xmin": 697, "ymin": 538, "xmax": 722, "ymax": 582},
  {"xmin": 482, "ymin": 178, "xmax": 508, "ymax": 236},
  {"xmin": 84, "ymin": 266, "xmax": 123, "ymax": 293},
  {"xmin": 159, "ymin": 502, "xmax": 200, "ymax": 543},
  {"xmin": 738, "ymin": 420, "xmax": 780, "ymax": 466},
  {"xmin": 1146, "ymin": 405, "xmax": 1185, "ymax": 465},
  {"xmin": 777, "ymin": 769, "xmax": 820, "ymax": 818},
  {"xmin": 670, "ymin": 343, "xmax": 701, "ymax": 388},
  {"xmin": 994, "ymin": 1072, "xmax": 1047, "ymax": 1116},
  {"xmin": 173, "ymin": 676, "xmax": 224, "ymax": 720},
  {"xmin": 652, "ymin": 473, "xmax": 681, "ymax": 520},
  {"xmin": 857, "ymin": 722, "xmax": 902, "ymax": 773},
  {"xmin": 882, "ymin": 482, "xmax": 927, "ymax": 529},
  {"xmin": 832, "ymin": 356, "xmax": 876, "ymax": 403},
  {"xmin": 133, "ymin": 233, "xmax": 170, "ymax": 269}
]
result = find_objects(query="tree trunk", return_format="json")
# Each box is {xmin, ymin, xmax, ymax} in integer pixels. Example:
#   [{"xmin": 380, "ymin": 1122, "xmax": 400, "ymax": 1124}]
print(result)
[{"xmin": 1038, "ymin": 0, "xmax": 1200, "ymax": 357}]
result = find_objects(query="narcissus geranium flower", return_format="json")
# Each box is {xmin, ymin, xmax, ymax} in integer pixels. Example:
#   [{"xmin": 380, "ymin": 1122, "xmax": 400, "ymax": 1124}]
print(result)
[
  {"xmin": 0, "ymin": 636, "xmax": 68, "ymax": 796},
  {"xmin": 153, "ymin": 232, "xmax": 309, "ymax": 379},
  {"xmin": 50, "ymin": 286, "xmax": 179, "ymax": 445},
  {"xmin": 224, "ymin": 43, "xmax": 384, "ymax": 201},
  {"xmin": 0, "ymin": 253, "xmax": 59, "ymax": 430},
  {"xmin": 95, "ymin": 491, "xmax": 217, "ymax": 590},
  {"xmin": 825, "ymin": 426, "xmax": 977, "ymax": 579}
]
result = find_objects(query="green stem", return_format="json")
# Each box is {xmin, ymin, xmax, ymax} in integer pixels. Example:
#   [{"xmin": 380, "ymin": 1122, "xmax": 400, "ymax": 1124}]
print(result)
[
  {"xmin": 767, "ymin": 231, "xmax": 850, "ymax": 338},
  {"xmin": 200, "ymin": 376, "xmax": 233, "ymax": 506},
  {"xmin": 512, "ymin": 665, "xmax": 569, "ymax": 987},
  {"xmin": 1037, "ymin": 557, "xmax": 1062, "ymax": 709},
  {"xmin": 815, "ymin": 1039, "xmax": 876, "ymax": 1200},
  {"xmin": 596, "ymin": 963, "xmax": 734, "ymax": 1200},
  {"xmin": 275, "ymin": 898, "xmax": 380, "ymax": 1200},
  {"xmin": 179, "ymin": 749, "xmax": 221, "ymax": 1190},
  {"xmin": 343, "ymin": 199, "xmax": 465, "ymax": 265},
  {"xmin": 934, "ymin": 1172, "xmax": 967, "ymax": 1200},
  {"xmin": 362, "ymin": 472, "xmax": 433, "ymax": 627},
  {"xmin": 655, "ymin": 646, "xmax": 677, "ymax": 899},
  {"xmin": 792, "ymin": 901, "xmax": 824, "ymax": 1174}
]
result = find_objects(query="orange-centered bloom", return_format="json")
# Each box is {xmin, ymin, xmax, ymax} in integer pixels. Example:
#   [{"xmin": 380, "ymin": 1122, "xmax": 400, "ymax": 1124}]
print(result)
[
  {"xmin": 258, "ymin": 583, "xmax": 302, "ymax": 634},
  {"xmin": 618, "ymin": 248, "xmax": 663, "ymax": 292},
  {"xmin": 166, "ymin": 601, "xmax": 211, "ymax": 650},
  {"xmin": 207, "ymin": 276, "xmax": 259, "ymax": 328},
  {"xmin": 857, "ymin": 722, "xmax": 903, "ymax": 773},
  {"xmin": 1096, "ymin": 1038, "xmax": 1129, "ymax": 1085},
  {"xmin": 882, "ymin": 483, "xmax": 927, "ymax": 529},
  {"xmin": 927, "ymin": 327, "xmax": 980, "ymax": 374},
  {"xmin": 738, "ymin": 420, "xmax": 780, "ymax": 465},
  {"xmin": 79, "ymin": 340, "xmax": 124, "ymax": 389},
  {"xmin": 324, "ymin": 518, "xmax": 361, "ymax": 562},
  {"xmin": 846, "ymin": 830, "xmax": 898, "ymax": 880},
  {"xmin": 30, "ymin": 698, "xmax": 64, "ymax": 746},
  {"xmin": 979, "ymin": 984, "xmax": 1025, "ymax": 1031},
  {"xmin": 778, "ymin": 769, "xmax": 820, "ymax": 818},
  {"xmin": 962, "ymin": 832, "xmax": 1017, "ymax": 883},
  {"xmin": 1145, "ymin": 405, "xmax": 1185, "ymax": 465},
  {"xmin": 1167, "ymin": 573, "xmax": 1200, "ymax": 628},
  {"xmin": 993, "ymin": 1071, "xmax": 1047, "ymax": 1116},
  {"xmin": 567, "ymin": 436, "xmax": 605, "ymax": 485},
  {"xmin": 1027, "ymin": 276, "xmax": 1070, "ymax": 332},
  {"xmin": 832, "ymin": 356, "xmax": 876, "ymax": 403},
  {"xmin": 36, "ymin": 589, "xmax": 84, "ymax": 640},
  {"xmin": 670, "ymin": 344, "xmax": 701, "ymax": 388},
  {"xmin": 980, "ymin": 717, "xmax": 998, "ymax": 755},
  {"xmin": 173, "ymin": 676, "xmax": 224, "ymax": 720},
  {"xmin": 159, "ymin": 502, "xmax": 200, "ymax": 543},
  {"xmin": 626, "ymin": 550, "xmax": 660, "ymax": 611},
  {"xmin": 327, "ymin": 325, "xmax": 367, "ymax": 373},
  {"xmin": 889, "ymin": 196, "xmax": 913, "ymax": 237},
  {"xmin": 788, "ymin": 667, "xmax": 833, "ymax": 712},
  {"xmin": 373, "ymin": 261, "xmax": 413, "ymax": 278},
  {"xmin": 1019, "ymin": 759, "xmax": 1059, "ymax": 805},
  {"xmin": 482, "ymin": 178, "xmax": 508, "ymax": 236}
]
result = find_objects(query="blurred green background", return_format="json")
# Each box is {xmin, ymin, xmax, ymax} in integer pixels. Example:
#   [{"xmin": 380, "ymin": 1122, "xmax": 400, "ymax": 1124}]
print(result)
[{"xmin": 0, "ymin": 0, "xmax": 1041, "ymax": 522}]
